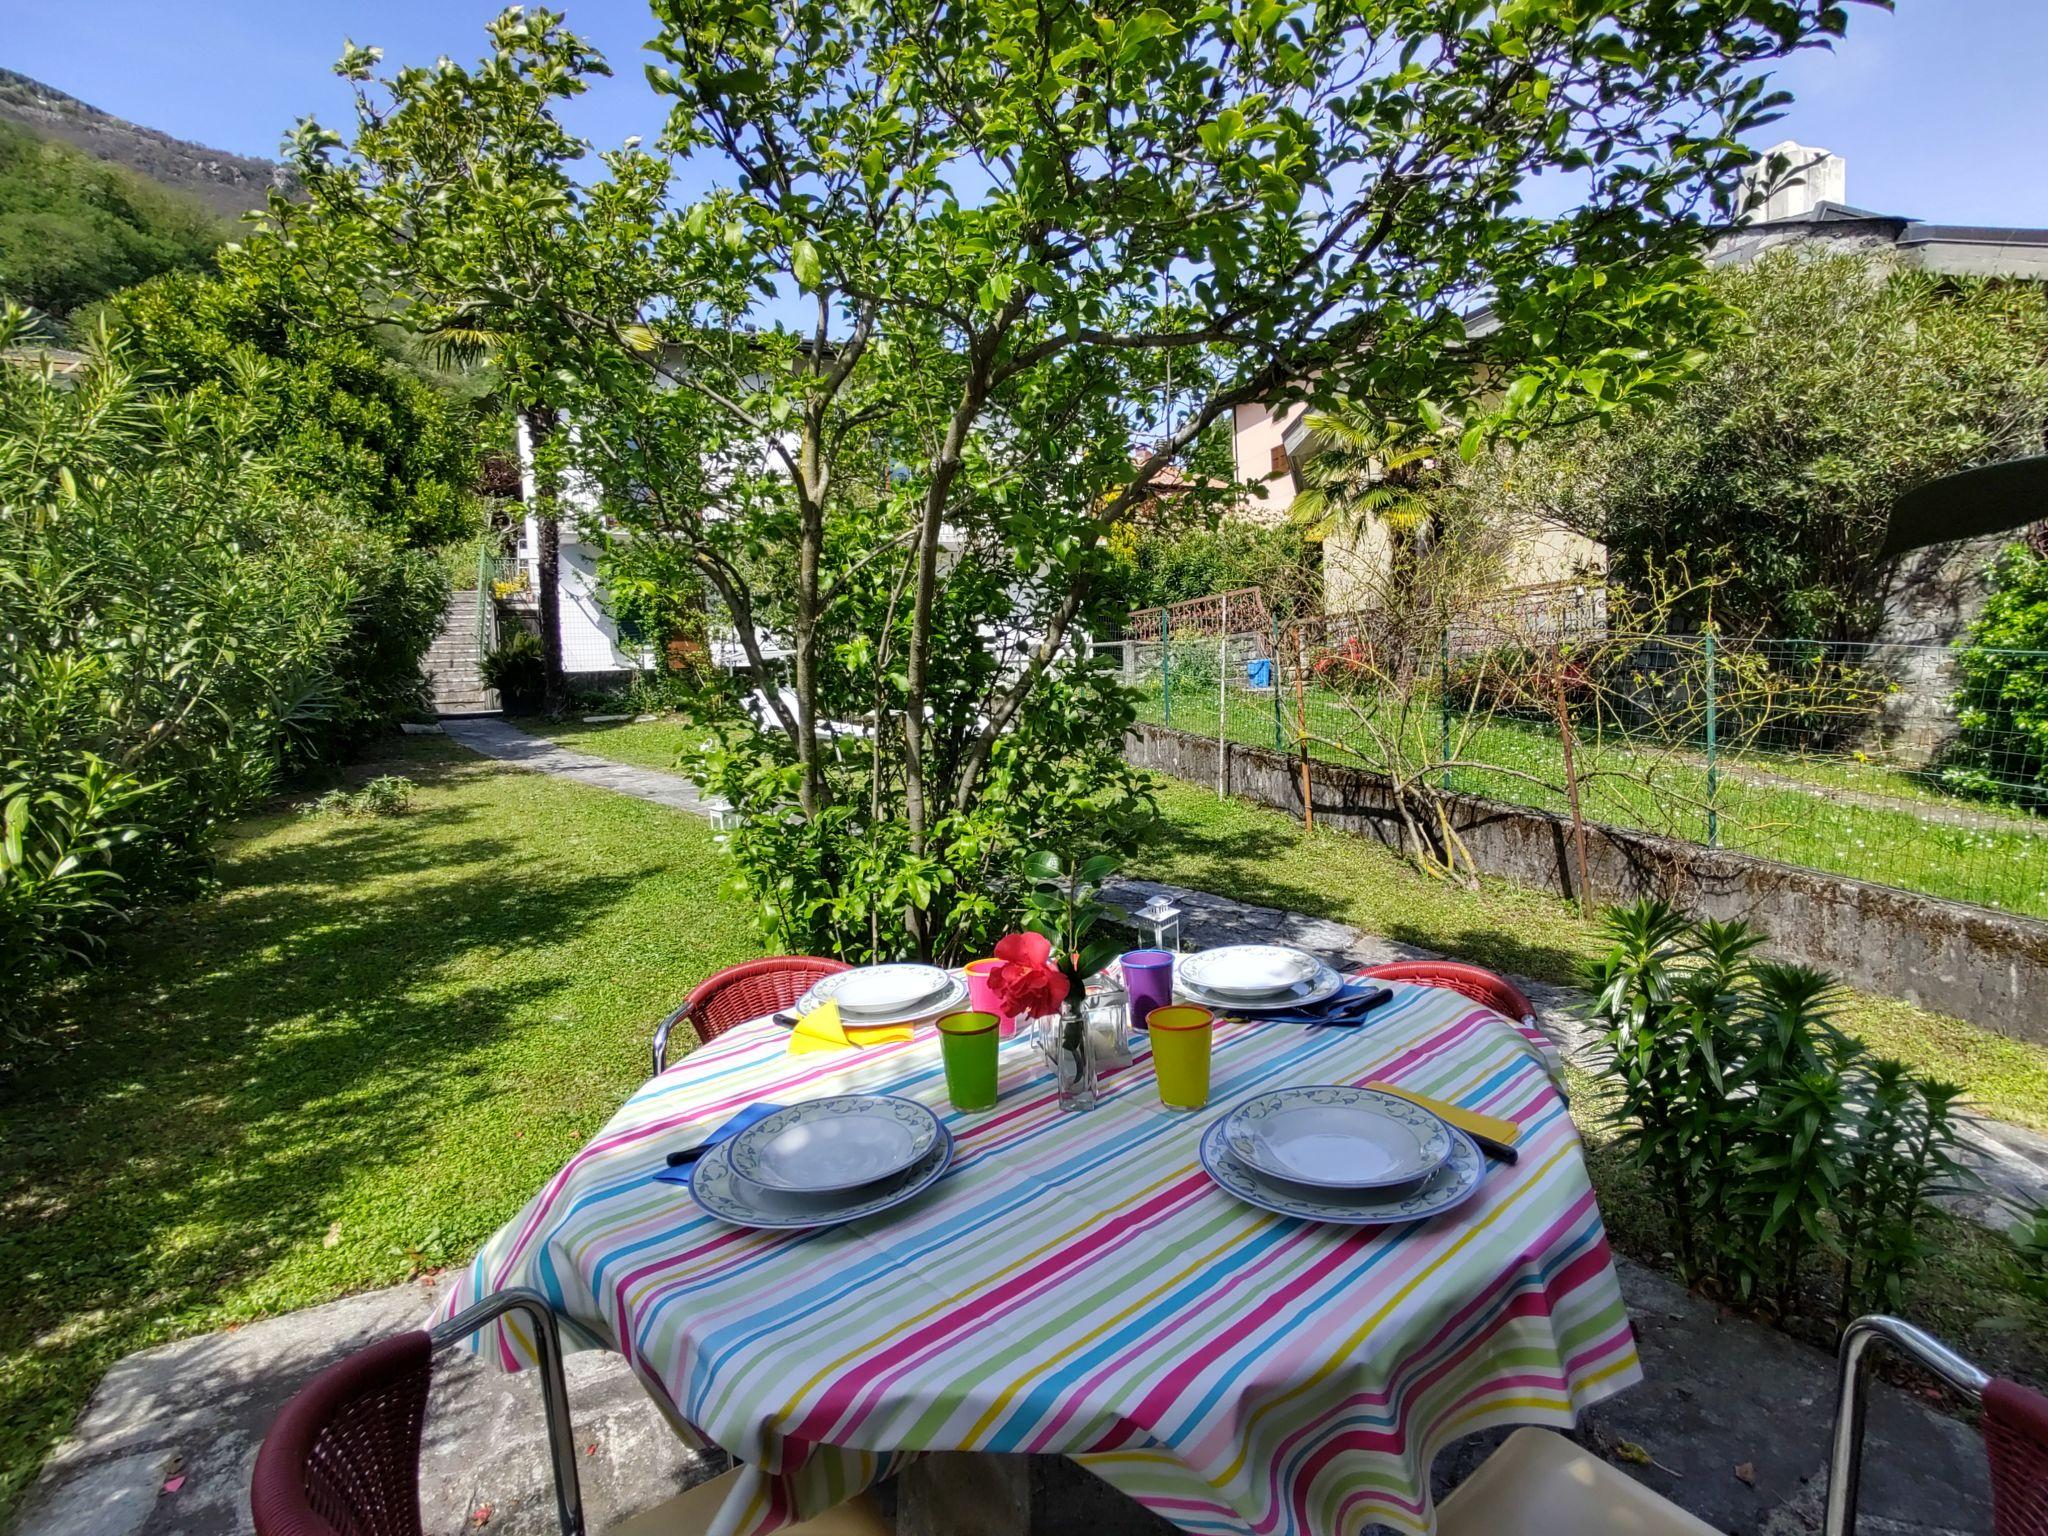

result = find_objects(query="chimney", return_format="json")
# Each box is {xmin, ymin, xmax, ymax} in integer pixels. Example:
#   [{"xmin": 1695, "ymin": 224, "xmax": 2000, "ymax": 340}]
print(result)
[{"xmin": 1744, "ymin": 140, "xmax": 1848, "ymax": 221}]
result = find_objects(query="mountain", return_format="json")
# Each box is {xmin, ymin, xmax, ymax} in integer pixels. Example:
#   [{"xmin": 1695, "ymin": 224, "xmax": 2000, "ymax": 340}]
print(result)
[{"xmin": 0, "ymin": 69, "xmax": 291, "ymax": 220}]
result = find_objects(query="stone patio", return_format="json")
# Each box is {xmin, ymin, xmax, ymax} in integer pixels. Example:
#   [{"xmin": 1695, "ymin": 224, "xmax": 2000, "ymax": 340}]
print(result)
[{"xmin": 14, "ymin": 1253, "xmax": 1995, "ymax": 1536}]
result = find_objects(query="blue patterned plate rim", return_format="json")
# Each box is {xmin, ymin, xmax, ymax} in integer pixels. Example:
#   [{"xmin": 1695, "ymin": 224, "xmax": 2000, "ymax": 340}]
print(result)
[
  {"xmin": 1176, "ymin": 962, "xmax": 1343, "ymax": 1012},
  {"xmin": 726, "ymin": 1093, "xmax": 943, "ymax": 1193},
  {"xmin": 1219, "ymin": 1086, "xmax": 1453, "ymax": 1191},
  {"xmin": 1198, "ymin": 1116, "xmax": 1485, "ymax": 1226},
  {"xmin": 691, "ymin": 1123, "xmax": 955, "ymax": 1230}
]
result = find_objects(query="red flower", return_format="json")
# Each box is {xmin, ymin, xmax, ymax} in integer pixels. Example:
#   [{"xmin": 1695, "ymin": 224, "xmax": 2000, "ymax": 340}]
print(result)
[{"xmin": 988, "ymin": 931, "xmax": 1070, "ymax": 1016}]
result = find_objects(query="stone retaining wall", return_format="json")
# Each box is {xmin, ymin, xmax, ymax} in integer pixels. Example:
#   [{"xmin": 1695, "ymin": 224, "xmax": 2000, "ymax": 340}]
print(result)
[{"xmin": 1131, "ymin": 723, "xmax": 2048, "ymax": 1044}]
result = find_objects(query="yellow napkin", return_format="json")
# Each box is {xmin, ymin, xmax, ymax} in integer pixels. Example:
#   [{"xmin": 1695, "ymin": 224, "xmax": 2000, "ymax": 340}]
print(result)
[
  {"xmin": 1365, "ymin": 1082, "xmax": 1520, "ymax": 1147},
  {"xmin": 788, "ymin": 998, "xmax": 915, "ymax": 1054}
]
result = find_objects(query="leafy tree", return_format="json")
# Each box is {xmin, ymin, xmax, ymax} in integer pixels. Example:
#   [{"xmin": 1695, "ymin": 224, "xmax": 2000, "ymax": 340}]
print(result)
[
  {"xmin": 102, "ymin": 265, "xmax": 482, "ymax": 546},
  {"xmin": 274, "ymin": 0, "xmax": 1864, "ymax": 961},
  {"xmin": 266, "ymin": 12, "xmax": 642, "ymax": 711},
  {"xmin": 1483, "ymin": 248, "xmax": 2048, "ymax": 639},
  {"xmin": 0, "ymin": 120, "xmax": 223, "ymax": 322},
  {"xmin": 1946, "ymin": 541, "xmax": 2048, "ymax": 806},
  {"xmin": 1098, "ymin": 519, "xmax": 1321, "ymax": 625}
]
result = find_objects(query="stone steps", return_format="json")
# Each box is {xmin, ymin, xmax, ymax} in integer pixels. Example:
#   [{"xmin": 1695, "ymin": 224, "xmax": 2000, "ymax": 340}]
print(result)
[{"xmin": 424, "ymin": 590, "xmax": 499, "ymax": 715}]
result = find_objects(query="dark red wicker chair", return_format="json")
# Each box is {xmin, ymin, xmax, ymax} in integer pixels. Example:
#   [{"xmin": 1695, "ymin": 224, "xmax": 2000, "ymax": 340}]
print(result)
[
  {"xmin": 1827, "ymin": 1315, "xmax": 2048, "ymax": 1536},
  {"xmin": 1361, "ymin": 959, "xmax": 1557, "ymax": 1062},
  {"xmin": 652, "ymin": 955, "xmax": 852, "ymax": 1074},
  {"xmin": 251, "ymin": 1288, "xmax": 583, "ymax": 1536},
  {"xmin": 1359, "ymin": 959, "xmax": 1535, "ymax": 1023}
]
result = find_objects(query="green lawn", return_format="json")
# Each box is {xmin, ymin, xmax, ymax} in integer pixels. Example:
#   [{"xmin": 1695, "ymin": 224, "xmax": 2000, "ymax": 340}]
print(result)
[
  {"xmin": 0, "ymin": 735, "xmax": 764, "ymax": 1521},
  {"xmin": 1133, "ymin": 683, "xmax": 2048, "ymax": 920}
]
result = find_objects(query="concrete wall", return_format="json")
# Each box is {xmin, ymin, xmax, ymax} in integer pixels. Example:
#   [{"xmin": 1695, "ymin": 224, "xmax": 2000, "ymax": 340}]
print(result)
[
  {"xmin": 1228, "ymin": 401, "xmax": 1303, "ymax": 526},
  {"xmin": 1129, "ymin": 723, "xmax": 2048, "ymax": 1044}
]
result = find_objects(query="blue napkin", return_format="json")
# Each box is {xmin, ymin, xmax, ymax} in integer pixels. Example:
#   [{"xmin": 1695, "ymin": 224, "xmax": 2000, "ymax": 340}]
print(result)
[
  {"xmin": 1258, "ymin": 981, "xmax": 1394, "ymax": 1027},
  {"xmin": 652, "ymin": 1102, "xmax": 786, "ymax": 1185}
]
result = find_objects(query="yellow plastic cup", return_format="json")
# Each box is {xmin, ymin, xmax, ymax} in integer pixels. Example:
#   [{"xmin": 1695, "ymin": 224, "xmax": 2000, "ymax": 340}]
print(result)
[{"xmin": 1147, "ymin": 1004, "xmax": 1214, "ymax": 1112}]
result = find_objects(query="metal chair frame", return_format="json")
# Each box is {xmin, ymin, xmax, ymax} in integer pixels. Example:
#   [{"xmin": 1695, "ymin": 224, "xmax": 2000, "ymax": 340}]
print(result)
[
  {"xmin": 431, "ymin": 1289, "xmax": 586, "ymax": 1536},
  {"xmin": 252, "ymin": 1287, "xmax": 584, "ymax": 1536},
  {"xmin": 652, "ymin": 955, "xmax": 851, "ymax": 1075},
  {"xmin": 1824, "ymin": 1314, "xmax": 1992, "ymax": 1536}
]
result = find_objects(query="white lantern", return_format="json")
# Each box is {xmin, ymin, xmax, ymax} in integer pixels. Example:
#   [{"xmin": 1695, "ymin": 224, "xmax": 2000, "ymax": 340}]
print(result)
[
  {"xmin": 1134, "ymin": 894, "xmax": 1183, "ymax": 953},
  {"xmin": 705, "ymin": 796, "xmax": 742, "ymax": 834}
]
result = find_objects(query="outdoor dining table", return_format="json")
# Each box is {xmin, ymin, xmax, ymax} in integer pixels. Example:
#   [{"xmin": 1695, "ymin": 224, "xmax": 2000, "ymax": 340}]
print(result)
[{"xmin": 434, "ymin": 978, "xmax": 1641, "ymax": 1536}]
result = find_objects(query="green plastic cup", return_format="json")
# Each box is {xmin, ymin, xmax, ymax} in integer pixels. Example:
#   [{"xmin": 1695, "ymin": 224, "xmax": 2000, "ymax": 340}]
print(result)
[
  {"xmin": 1147, "ymin": 1004, "xmax": 1214, "ymax": 1112},
  {"xmin": 936, "ymin": 1010, "xmax": 1000, "ymax": 1112}
]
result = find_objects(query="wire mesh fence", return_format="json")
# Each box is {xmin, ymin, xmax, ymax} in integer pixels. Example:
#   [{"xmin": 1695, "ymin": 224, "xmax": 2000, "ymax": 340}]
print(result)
[{"xmin": 1104, "ymin": 608, "xmax": 2048, "ymax": 922}]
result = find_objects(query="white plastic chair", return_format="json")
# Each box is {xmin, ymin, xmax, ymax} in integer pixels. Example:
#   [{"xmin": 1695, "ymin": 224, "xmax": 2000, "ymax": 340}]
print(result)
[{"xmin": 1436, "ymin": 1426, "xmax": 1720, "ymax": 1536}]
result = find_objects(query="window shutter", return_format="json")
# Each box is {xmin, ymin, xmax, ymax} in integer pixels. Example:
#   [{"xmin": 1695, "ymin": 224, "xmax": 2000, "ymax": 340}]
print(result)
[{"xmin": 1269, "ymin": 445, "xmax": 1291, "ymax": 478}]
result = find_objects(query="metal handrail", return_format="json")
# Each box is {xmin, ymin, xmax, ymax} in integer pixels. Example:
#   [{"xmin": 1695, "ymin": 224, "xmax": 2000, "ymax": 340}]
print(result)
[
  {"xmin": 475, "ymin": 541, "xmax": 497, "ymax": 662},
  {"xmin": 1823, "ymin": 1314, "xmax": 1991, "ymax": 1536},
  {"xmin": 429, "ymin": 1287, "xmax": 586, "ymax": 1536}
]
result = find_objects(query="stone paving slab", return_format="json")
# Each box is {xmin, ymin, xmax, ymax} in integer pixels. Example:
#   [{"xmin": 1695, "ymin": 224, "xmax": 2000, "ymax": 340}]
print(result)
[{"xmin": 439, "ymin": 716, "xmax": 709, "ymax": 818}]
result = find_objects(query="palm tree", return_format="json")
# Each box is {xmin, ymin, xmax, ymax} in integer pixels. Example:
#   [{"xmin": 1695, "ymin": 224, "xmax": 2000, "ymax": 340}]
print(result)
[{"xmin": 1286, "ymin": 410, "xmax": 1440, "ymax": 547}]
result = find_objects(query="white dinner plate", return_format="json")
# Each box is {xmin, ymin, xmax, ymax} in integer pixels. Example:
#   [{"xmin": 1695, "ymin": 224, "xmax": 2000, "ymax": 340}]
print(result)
[
  {"xmin": 1178, "ymin": 945, "xmax": 1320, "ymax": 999},
  {"xmin": 793, "ymin": 969, "xmax": 969, "ymax": 1027},
  {"xmin": 692, "ymin": 1125, "xmax": 954, "ymax": 1230},
  {"xmin": 1200, "ymin": 1116, "xmax": 1485, "ymax": 1227},
  {"xmin": 1221, "ymin": 1087, "xmax": 1452, "ymax": 1191},
  {"xmin": 726, "ymin": 1094, "xmax": 942, "ymax": 1193},
  {"xmin": 1177, "ymin": 963, "xmax": 1344, "ymax": 1013},
  {"xmin": 830, "ymin": 964, "xmax": 956, "ymax": 1017}
]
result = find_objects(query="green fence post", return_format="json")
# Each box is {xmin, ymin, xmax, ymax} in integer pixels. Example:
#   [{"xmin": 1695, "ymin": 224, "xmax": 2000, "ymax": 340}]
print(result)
[
  {"xmin": 1271, "ymin": 621, "xmax": 1286, "ymax": 751},
  {"xmin": 1704, "ymin": 629, "xmax": 1719, "ymax": 847},
  {"xmin": 1439, "ymin": 625, "xmax": 1452, "ymax": 792},
  {"xmin": 1161, "ymin": 608, "xmax": 1172, "ymax": 727}
]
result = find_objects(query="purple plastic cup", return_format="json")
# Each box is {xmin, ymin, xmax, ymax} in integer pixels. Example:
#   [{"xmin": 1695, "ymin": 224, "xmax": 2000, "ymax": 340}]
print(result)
[{"xmin": 1121, "ymin": 949, "xmax": 1175, "ymax": 1031}]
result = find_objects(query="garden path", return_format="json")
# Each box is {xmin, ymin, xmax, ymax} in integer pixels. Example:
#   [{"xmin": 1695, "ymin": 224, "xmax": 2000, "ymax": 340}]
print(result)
[{"xmin": 437, "ymin": 715, "xmax": 710, "ymax": 817}]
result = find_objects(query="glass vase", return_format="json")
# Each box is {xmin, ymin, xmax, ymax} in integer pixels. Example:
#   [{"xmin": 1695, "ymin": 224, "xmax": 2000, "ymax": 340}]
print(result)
[{"xmin": 1052, "ymin": 993, "xmax": 1100, "ymax": 1112}]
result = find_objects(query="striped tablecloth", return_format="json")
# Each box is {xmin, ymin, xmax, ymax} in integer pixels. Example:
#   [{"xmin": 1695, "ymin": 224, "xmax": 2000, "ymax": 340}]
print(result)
[{"xmin": 436, "ymin": 982, "xmax": 1640, "ymax": 1535}]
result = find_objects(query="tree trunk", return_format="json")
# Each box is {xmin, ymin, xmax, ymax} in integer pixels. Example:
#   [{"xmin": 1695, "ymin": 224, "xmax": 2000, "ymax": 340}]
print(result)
[{"xmin": 522, "ymin": 404, "xmax": 568, "ymax": 716}]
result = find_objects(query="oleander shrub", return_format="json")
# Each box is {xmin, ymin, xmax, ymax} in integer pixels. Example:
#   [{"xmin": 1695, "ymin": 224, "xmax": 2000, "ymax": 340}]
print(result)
[
  {"xmin": 0, "ymin": 313, "xmax": 448, "ymax": 1028},
  {"xmin": 1586, "ymin": 900, "xmax": 1968, "ymax": 1324}
]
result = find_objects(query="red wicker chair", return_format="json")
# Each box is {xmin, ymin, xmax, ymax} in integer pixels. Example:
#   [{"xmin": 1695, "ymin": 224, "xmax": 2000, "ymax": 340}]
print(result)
[
  {"xmin": 1361, "ymin": 959, "xmax": 1557, "ymax": 1062},
  {"xmin": 1359, "ymin": 959, "xmax": 1535, "ymax": 1023},
  {"xmin": 652, "ymin": 955, "xmax": 851, "ymax": 1074},
  {"xmin": 250, "ymin": 1288, "xmax": 583, "ymax": 1536}
]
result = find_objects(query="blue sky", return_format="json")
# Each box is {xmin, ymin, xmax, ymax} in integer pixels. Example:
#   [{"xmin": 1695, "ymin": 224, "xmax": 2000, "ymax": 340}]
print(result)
[{"xmin": 6, "ymin": 0, "xmax": 2047, "ymax": 228}]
